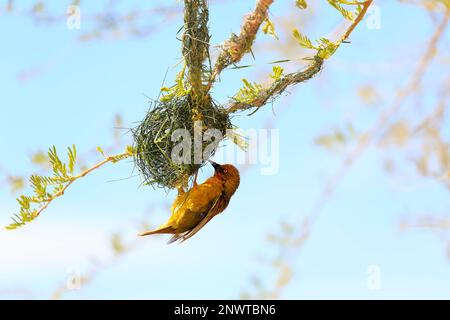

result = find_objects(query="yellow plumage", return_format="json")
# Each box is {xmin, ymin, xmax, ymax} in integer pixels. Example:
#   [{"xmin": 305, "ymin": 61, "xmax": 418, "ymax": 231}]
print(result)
[{"xmin": 139, "ymin": 162, "xmax": 240, "ymax": 242}]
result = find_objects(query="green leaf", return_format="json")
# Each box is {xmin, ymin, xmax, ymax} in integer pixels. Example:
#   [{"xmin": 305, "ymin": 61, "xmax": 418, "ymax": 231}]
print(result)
[
  {"xmin": 292, "ymin": 29, "xmax": 316, "ymax": 50},
  {"xmin": 262, "ymin": 18, "xmax": 279, "ymax": 40},
  {"xmin": 296, "ymin": 0, "xmax": 307, "ymax": 9},
  {"xmin": 317, "ymin": 37, "xmax": 339, "ymax": 59},
  {"xmin": 96, "ymin": 146, "xmax": 106, "ymax": 157},
  {"xmin": 270, "ymin": 66, "xmax": 284, "ymax": 81},
  {"xmin": 68, "ymin": 144, "xmax": 77, "ymax": 175},
  {"xmin": 233, "ymin": 78, "xmax": 264, "ymax": 105},
  {"xmin": 327, "ymin": 0, "xmax": 355, "ymax": 20}
]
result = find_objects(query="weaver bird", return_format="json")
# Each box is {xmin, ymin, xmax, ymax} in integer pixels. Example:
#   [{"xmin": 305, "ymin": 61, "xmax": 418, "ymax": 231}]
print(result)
[{"xmin": 139, "ymin": 161, "xmax": 240, "ymax": 242}]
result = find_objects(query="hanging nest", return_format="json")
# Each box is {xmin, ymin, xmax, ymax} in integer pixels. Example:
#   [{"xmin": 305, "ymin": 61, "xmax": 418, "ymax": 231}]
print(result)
[{"xmin": 132, "ymin": 94, "xmax": 232, "ymax": 189}]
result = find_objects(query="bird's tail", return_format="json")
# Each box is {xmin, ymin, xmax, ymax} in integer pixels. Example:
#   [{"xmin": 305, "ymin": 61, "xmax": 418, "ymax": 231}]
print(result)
[
  {"xmin": 138, "ymin": 226, "xmax": 175, "ymax": 237},
  {"xmin": 167, "ymin": 233, "xmax": 186, "ymax": 244}
]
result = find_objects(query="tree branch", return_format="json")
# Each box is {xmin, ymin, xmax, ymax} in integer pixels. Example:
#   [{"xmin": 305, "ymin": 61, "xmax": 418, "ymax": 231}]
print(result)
[
  {"xmin": 207, "ymin": 0, "xmax": 274, "ymax": 91},
  {"xmin": 228, "ymin": 56, "xmax": 324, "ymax": 114},
  {"xmin": 227, "ymin": 0, "xmax": 374, "ymax": 114},
  {"xmin": 6, "ymin": 148, "xmax": 134, "ymax": 230}
]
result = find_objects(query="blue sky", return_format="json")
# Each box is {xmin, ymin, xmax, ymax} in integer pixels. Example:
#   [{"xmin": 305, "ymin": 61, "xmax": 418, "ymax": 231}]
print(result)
[{"xmin": 0, "ymin": 0, "xmax": 449, "ymax": 299}]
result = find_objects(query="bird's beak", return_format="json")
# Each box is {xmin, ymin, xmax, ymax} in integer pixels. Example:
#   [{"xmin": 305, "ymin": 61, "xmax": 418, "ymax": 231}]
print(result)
[{"xmin": 209, "ymin": 160, "xmax": 221, "ymax": 171}]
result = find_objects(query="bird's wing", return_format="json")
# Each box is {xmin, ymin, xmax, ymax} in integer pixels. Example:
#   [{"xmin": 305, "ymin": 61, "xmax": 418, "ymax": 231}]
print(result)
[
  {"xmin": 166, "ymin": 181, "xmax": 222, "ymax": 242},
  {"xmin": 165, "ymin": 181, "xmax": 221, "ymax": 234},
  {"xmin": 184, "ymin": 181, "xmax": 222, "ymax": 213},
  {"xmin": 180, "ymin": 196, "xmax": 221, "ymax": 242}
]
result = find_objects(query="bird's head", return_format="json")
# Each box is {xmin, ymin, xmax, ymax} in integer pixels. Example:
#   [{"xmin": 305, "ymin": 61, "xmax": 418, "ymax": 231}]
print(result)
[{"xmin": 209, "ymin": 161, "xmax": 240, "ymax": 197}]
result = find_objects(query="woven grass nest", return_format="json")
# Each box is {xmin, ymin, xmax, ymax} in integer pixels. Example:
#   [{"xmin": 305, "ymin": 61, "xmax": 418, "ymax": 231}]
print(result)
[{"xmin": 132, "ymin": 94, "xmax": 232, "ymax": 189}]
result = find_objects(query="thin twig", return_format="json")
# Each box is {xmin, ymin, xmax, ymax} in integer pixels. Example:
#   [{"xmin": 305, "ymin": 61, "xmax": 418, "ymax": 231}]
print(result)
[
  {"xmin": 33, "ymin": 151, "xmax": 133, "ymax": 220},
  {"xmin": 227, "ymin": 0, "xmax": 374, "ymax": 114},
  {"xmin": 227, "ymin": 57, "xmax": 324, "ymax": 113},
  {"xmin": 338, "ymin": 1, "xmax": 372, "ymax": 44}
]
